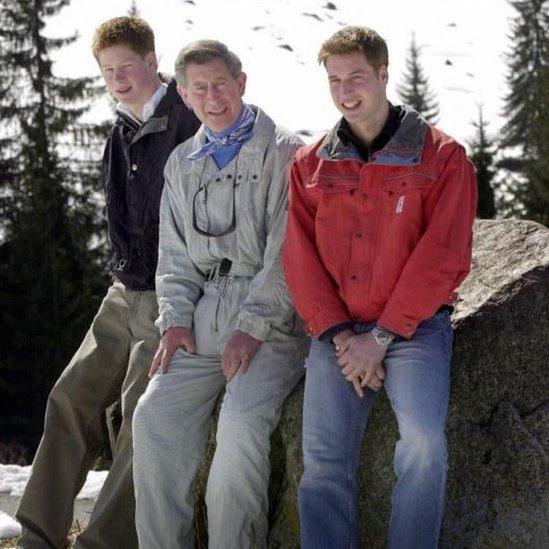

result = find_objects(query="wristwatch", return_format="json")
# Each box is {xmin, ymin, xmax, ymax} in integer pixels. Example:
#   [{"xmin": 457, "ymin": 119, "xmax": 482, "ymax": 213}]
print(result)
[{"xmin": 371, "ymin": 325, "xmax": 395, "ymax": 346}]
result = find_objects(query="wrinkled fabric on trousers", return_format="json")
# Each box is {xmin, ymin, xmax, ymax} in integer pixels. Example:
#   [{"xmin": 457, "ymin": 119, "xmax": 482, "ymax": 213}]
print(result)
[
  {"xmin": 16, "ymin": 283, "xmax": 158, "ymax": 549},
  {"xmin": 299, "ymin": 311, "xmax": 453, "ymax": 549}
]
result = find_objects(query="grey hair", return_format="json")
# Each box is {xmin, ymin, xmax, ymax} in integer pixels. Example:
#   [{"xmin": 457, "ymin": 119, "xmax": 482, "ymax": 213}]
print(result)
[{"xmin": 174, "ymin": 39, "xmax": 243, "ymax": 85}]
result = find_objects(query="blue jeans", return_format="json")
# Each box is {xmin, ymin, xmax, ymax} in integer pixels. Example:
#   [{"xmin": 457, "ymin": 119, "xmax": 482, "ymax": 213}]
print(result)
[{"xmin": 299, "ymin": 311, "xmax": 453, "ymax": 549}]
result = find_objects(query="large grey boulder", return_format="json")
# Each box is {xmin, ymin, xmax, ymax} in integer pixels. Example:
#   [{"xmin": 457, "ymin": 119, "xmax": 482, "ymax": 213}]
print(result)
[
  {"xmin": 442, "ymin": 219, "xmax": 549, "ymax": 548},
  {"xmin": 196, "ymin": 219, "xmax": 549, "ymax": 548}
]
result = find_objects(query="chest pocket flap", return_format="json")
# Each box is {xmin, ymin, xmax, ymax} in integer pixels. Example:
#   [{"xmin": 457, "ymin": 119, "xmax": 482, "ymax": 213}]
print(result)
[
  {"xmin": 381, "ymin": 171, "xmax": 437, "ymax": 192},
  {"xmin": 307, "ymin": 174, "xmax": 360, "ymax": 194},
  {"xmin": 380, "ymin": 171, "xmax": 437, "ymax": 215}
]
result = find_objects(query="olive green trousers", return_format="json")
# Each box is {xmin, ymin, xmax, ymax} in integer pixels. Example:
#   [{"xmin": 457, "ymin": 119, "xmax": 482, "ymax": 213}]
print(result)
[{"xmin": 16, "ymin": 282, "xmax": 158, "ymax": 549}]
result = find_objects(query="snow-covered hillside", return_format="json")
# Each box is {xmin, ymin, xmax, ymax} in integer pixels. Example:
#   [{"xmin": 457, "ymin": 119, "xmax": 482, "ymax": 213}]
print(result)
[{"xmin": 47, "ymin": 0, "xmax": 515, "ymax": 145}]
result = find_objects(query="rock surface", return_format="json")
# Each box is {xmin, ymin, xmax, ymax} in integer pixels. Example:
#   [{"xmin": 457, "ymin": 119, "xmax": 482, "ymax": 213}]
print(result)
[
  {"xmin": 3, "ymin": 223, "xmax": 545, "ymax": 547},
  {"xmin": 194, "ymin": 219, "xmax": 549, "ymax": 548}
]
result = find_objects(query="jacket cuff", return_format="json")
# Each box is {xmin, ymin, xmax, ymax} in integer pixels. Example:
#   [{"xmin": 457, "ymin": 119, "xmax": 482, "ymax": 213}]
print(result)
[
  {"xmin": 319, "ymin": 322, "xmax": 355, "ymax": 343},
  {"xmin": 305, "ymin": 305, "xmax": 352, "ymax": 339},
  {"xmin": 235, "ymin": 312, "xmax": 271, "ymax": 342},
  {"xmin": 376, "ymin": 309, "xmax": 418, "ymax": 339},
  {"xmin": 155, "ymin": 313, "xmax": 193, "ymax": 336}
]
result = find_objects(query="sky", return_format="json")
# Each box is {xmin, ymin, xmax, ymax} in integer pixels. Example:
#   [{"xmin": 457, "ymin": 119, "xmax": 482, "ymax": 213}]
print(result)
[{"xmin": 44, "ymin": 0, "xmax": 517, "ymax": 146}]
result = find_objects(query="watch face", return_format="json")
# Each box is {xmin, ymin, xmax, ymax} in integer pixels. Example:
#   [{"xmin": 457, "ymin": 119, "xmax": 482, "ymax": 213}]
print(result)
[{"xmin": 373, "ymin": 327, "xmax": 393, "ymax": 346}]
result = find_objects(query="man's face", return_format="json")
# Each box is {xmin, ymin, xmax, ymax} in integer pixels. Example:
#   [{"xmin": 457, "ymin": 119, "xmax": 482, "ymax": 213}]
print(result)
[
  {"xmin": 325, "ymin": 51, "xmax": 388, "ymax": 127},
  {"xmin": 178, "ymin": 58, "xmax": 246, "ymax": 132},
  {"xmin": 98, "ymin": 44, "xmax": 158, "ymax": 111}
]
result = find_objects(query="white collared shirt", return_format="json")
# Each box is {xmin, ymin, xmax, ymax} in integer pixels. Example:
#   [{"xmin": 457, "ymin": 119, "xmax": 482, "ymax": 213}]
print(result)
[{"xmin": 116, "ymin": 82, "xmax": 168, "ymax": 125}]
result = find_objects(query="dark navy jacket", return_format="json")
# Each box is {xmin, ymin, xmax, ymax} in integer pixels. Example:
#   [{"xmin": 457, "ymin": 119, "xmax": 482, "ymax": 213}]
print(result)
[{"xmin": 101, "ymin": 80, "xmax": 200, "ymax": 290}]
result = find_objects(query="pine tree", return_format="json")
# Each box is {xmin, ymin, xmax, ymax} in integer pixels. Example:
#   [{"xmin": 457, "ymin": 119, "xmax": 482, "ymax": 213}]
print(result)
[
  {"xmin": 501, "ymin": 0, "xmax": 549, "ymax": 225},
  {"xmin": 397, "ymin": 32, "xmax": 440, "ymax": 125},
  {"xmin": 469, "ymin": 106, "xmax": 497, "ymax": 219},
  {"xmin": 0, "ymin": 0, "xmax": 109, "ymax": 455}
]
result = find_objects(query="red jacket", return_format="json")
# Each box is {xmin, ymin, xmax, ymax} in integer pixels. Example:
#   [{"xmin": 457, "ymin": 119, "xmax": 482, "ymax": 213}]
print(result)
[{"xmin": 283, "ymin": 109, "xmax": 477, "ymax": 339}]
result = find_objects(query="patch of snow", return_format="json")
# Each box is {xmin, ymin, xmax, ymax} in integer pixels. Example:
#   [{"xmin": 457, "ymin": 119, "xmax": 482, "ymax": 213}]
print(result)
[
  {"xmin": 0, "ymin": 465, "xmax": 29, "ymax": 497},
  {"xmin": 0, "ymin": 510, "xmax": 22, "ymax": 539},
  {"xmin": 0, "ymin": 464, "xmax": 107, "ymax": 499},
  {"xmin": 77, "ymin": 470, "xmax": 109, "ymax": 500}
]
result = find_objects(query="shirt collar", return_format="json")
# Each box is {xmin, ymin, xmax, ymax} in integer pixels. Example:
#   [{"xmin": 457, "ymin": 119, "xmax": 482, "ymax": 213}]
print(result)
[
  {"xmin": 116, "ymin": 82, "xmax": 168, "ymax": 125},
  {"xmin": 336, "ymin": 102, "xmax": 405, "ymax": 161}
]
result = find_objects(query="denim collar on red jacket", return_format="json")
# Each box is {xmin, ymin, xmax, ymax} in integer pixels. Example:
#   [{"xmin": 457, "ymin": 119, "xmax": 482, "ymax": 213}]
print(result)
[{"xmin": 317, "ymin": 105, "xmax": 428, "ymax": 167}]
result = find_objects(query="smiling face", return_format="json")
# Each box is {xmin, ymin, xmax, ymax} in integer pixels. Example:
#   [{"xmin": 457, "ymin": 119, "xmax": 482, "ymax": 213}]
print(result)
[
  {"xmin": 177, "ymin": 57, "xmax": 246, "ymax": 132},
  {"xmin": 98, "ymin": 44, "xmax": 159, "ymax": 116},
  {"xmin": 325, "ymin": 50, "xmax": 388, "ymax": 132}
]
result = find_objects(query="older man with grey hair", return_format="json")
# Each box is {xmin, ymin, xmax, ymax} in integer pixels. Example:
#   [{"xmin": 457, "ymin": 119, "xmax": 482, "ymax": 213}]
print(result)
[{"xmin": 132, "ymin": 40, "xmax": 307, "ymax": 548}]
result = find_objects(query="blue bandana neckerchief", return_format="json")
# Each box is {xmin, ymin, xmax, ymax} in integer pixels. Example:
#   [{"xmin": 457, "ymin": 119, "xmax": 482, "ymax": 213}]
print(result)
[{"xmin": 186, "ymin": 104, "xmax": 257, "ymax": 161}]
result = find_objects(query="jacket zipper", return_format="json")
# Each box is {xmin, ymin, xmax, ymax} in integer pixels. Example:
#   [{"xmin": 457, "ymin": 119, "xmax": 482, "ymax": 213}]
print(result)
[{"xmin": 213, "ymin": 275, "xmax": 230, "ymax": 332}]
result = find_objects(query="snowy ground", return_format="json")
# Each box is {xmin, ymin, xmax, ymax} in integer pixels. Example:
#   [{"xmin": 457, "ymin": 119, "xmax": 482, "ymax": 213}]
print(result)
[
  {"xmin": 0, "ymin": 465, "xmax": 107, "ymax": 539},
  {"xmin": 0, "ymin": 511, "xmax": 20, "ymax": 540}
]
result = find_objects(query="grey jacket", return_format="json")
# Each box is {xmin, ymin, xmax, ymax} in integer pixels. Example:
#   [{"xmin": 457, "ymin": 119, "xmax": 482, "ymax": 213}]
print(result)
[{"xmin": 155, "ymin": 107, "xmax": 303, "ymax": 341}]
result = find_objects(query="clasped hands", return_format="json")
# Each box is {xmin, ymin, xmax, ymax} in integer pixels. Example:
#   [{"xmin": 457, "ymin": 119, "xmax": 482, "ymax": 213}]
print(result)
[
  {"xmin": 149, "ymin": 326, "xmax": 261, "ymax": 381},
  {"xmin": 332, "ymin": 329, "xmax": 387, "ymax": 398}
]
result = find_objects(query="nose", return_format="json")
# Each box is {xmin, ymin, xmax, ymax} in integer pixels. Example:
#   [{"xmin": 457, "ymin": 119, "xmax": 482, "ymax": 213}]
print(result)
[
  {"xmin": 206, "ymin": 83, "xmax": 221, "ymax": 102},
  {"xmin": 114, "ymin": 68, "xmax": 126, "ymax": 83},
  {"xmin": 340, "ymin": 79, "xmax": 354, "ymax": 97}
]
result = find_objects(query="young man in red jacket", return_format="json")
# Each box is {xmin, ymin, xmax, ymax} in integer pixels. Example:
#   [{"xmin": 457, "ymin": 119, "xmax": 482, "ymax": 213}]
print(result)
[{"xmin": 283, "ymin": 26, "xmax": 477, "ymax": 549}]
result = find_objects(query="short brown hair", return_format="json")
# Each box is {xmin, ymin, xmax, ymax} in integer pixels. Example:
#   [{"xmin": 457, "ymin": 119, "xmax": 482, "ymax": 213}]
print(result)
[
  {"xmin": 318, "ymin": 26, "xmax": 389, "ymax": 72},
  {"xmin": 92, "ymin": 16, "xmax": 155, "ymax": 60},
  {"xmin": 175, "ymin": 40, "xmax": 242, "ymax": 86}
]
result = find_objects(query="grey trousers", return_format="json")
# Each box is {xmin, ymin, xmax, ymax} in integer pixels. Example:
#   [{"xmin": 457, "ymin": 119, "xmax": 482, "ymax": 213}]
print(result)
[
  {"xmin": 132, "ymin": 276, "xmax": 307, "ymax": 549},
  {"xmin": 16, "ymin": 282, "xmax": 159, "ymax": 549}
]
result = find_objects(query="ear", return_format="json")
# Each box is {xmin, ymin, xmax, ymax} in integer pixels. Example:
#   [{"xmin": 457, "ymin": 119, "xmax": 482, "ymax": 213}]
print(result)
[
  {"xmin": 177, "ymin": 84, "xmax": 192, "ymax": 108},
  {"xmin": 237, "ymin": 72, "xmax": 247, "ymax": 96},
  {"xmin": 144, "ymin": 51, "xmax": 158, "ymax": 72},
  {"xmin": 378, "ymin": 65, "xmax": 389, "ymax": 85}
]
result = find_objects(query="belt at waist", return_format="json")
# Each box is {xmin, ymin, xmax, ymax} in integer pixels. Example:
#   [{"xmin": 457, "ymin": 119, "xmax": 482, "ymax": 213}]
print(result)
[{"xmin": 205, "ymin": 259, "xmax": 258, "ymax": 280}]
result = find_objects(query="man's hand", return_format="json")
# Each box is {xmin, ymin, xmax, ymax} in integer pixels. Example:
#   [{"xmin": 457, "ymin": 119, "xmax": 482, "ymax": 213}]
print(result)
[
  {"xmin": 337, "ymin": 332, "xmax": 387, "ymax": 396},
  {"xmin": 222, "ymin": 330, "xmax": 262, "ymax": 381},
  {"xmin": 332, "ymin": 328, "xmax": 368, "ymax": 396},
  {"xmin": 149, "ymin": 326, "xmax": 196, "ymax": 377},
  {"xmin": 332, "ymin": 328, "xmax": 355, "ymax": 349}
]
